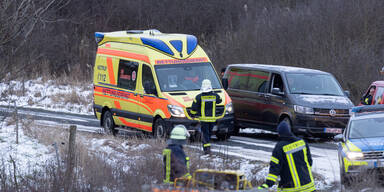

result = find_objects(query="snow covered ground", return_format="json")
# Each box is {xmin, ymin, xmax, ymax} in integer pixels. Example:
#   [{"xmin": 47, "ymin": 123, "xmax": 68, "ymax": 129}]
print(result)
[
  {"xmin": 0, "ymin": 79, "xmax": 348, "ymax": 191},
  {"xmin": 0, "ymin": 78, "xmax": 93, "ymax": 115}
]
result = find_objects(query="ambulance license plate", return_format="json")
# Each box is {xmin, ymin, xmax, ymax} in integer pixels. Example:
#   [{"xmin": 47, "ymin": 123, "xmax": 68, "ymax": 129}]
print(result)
[{"xmin": 324, "ymin": 128, "xmax": 342, "ymax": 134}]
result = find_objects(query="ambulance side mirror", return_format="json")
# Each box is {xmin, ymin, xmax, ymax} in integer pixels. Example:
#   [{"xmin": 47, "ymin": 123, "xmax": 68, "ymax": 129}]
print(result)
[{"xmin": 222, "ymin": 78, "xmax": 228, "ymax": 90}]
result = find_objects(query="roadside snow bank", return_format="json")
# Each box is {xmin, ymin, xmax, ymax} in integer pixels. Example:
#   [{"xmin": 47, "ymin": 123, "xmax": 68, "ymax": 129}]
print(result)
[
  {"xmin": 0, "ymin": 78, "xmax": 93, "ymax": 115},
  {"xmin": 0, "ymin": 118, "xmax": 55, "ymax": 179}
]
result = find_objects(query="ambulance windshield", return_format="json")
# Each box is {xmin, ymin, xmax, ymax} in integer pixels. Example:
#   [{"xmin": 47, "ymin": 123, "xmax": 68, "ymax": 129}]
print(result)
[{"xmin": 155, "ymin": 63, "xmax": 222, "ymax": 92}]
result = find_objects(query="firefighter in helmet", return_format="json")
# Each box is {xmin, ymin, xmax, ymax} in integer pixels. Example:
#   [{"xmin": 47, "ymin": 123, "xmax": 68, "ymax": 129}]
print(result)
[
  {"xmin": 258, "ymin": 121, "xmax": 316, "ymax": 192},
  {"xmin": 191, "ymin": 79, "xmax": 222, "ymax": 155},
  {"xmin": 163, "ymin": 124, "xmax": 192, "ymax": 184}
]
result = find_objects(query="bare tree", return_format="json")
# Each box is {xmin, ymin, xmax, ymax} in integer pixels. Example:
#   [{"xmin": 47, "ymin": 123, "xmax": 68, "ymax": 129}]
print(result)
[{"xmin": 0, "ymin": 0, "xmax": 70, "ymax": 81}]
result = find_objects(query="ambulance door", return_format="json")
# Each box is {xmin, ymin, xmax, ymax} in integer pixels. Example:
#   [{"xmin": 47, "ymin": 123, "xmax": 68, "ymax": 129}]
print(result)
[
  {"xmin": 114, "ymin": 59, "xmax": 141, "ymax": 129},
  {"xmin": 138, "ymin": 64, "xmax": 157, "ymax": 132}
]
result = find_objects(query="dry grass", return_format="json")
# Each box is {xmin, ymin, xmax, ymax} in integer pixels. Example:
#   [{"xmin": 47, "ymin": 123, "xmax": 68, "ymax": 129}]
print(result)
[
  {"xmin": 50, "ymin": 90, "xmax": 88, "ymax": 105},
  {"xmin": 2, "ymin": 121, "xmax": 252, "ymax": 191}
]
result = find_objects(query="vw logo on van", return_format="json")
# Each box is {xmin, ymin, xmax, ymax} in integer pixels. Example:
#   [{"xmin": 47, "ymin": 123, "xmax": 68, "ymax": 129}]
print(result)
[{"xmin": 329, "ymin": 109, "xmax": 336, "ymax": 117}]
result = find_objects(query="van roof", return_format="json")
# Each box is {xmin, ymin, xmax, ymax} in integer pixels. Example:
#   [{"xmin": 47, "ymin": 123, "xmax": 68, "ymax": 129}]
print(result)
[
  {"xmin": 371, "ymin": 81, "xmax": 384, "ymax": 87},
  {"xmin": 227, "ymin": 64, "xmax": 329, "ymax": 75}
]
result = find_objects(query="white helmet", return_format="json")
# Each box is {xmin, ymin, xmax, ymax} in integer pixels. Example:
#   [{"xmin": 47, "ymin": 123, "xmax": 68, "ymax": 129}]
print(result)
[
  {"xmin": 201, "ymin": 79, "xmax": 213, "ymax": 93},
  {"xmin": 170, "ymin": 124, "xmax": 190, "ymax": 140}
]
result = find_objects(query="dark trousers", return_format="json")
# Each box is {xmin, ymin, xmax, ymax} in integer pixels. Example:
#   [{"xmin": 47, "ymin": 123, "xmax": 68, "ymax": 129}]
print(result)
[{"xmin": 201, "ymin": 122, "xmax": 215, "ymax": 153}]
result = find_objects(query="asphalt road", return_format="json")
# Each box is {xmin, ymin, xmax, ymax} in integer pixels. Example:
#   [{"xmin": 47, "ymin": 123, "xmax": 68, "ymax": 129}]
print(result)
[{"xmin": 0, "ymin": 105, "xmax": 338, "ymax": 151}]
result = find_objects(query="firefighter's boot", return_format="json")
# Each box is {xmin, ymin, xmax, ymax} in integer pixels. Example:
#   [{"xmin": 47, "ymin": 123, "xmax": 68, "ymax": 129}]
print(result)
[{"xmin": 203, "ymin": 146, "xmax": 211, "ymax": 155}]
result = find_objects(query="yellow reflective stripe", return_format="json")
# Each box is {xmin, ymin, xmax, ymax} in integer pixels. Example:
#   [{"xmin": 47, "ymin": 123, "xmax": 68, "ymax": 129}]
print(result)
[
  {"xmin": 287, "ymin": 153, "xmax": 300, "ymax": 187},
  {"xmin": 203, "ymin": 143, "xmax": 211, "ymax": 147},
  {"xmin": 277, "ymin": 182, "xmax": 315, "ymax": 192},
  {"xmin": 201, "ymin": 95, "xmax": 217, "ymax": 119},
  {"xmin": 343, "ymin": 157, "xmax": 368, "ymax": 173},
  {"xmin": 201, "ymin": 99, "xmax": 206, "ymax": 119},
  {"xmin": 365, "ymin": 98, "xmax": 369, "ymax": 104},
  {"xmin": 266, "ymin": 173, "xmax": 278, "ymax": 183},
  {"xmin": 271, "ymin": 156, "xmax": 279, "ymax": 164},
  {"xmin": 303, "ymin": 148, "xmax": 314, "ymax": 183},
  {"xmin": 190, "ymin": 110, "xmax": 197, "ymax": 114},
  {"xmin": 183, "ymin": 172, "xmax": 192, "ymax": 179},
  {"xmin": 186, "ymin": 156, "xmax": 190, "ymax": 172},
  {"xmin": 283, "ymin": 140, "xmax": 305, "ymax": 153},
  {"xmin": 346, "ymin": 140, "xmax": 362, "ymax": 152},
  {"xmin": 163, "ymin": 149, "xmax": 171, "ymax": 183}
]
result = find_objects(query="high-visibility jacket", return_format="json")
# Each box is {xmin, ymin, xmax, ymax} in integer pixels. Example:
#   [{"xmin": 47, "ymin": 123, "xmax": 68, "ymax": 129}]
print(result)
[
  {"xmin": 190, "ymin": 91, "xmax": 222, "ymax": 122},
  {"xmin": 265, "ymin": 136, "xmax": 315, "ymax": 192},
  {"xmin": 363, "ymin": 95, "xmax": 373, "ymax": 105},
  {"xmin": 163, "ymin": 144, "xmax": 191, "ymax": 184}
]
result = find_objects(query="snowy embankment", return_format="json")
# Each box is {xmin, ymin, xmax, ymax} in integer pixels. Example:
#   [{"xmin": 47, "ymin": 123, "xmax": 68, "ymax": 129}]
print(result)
[
  {"xmin": 0, "ymin": 78, "xmax": 93, "ymax": 115},
  {"xmin": 0, "ymin": 79, "xmax": 338, "ymax": 191}
]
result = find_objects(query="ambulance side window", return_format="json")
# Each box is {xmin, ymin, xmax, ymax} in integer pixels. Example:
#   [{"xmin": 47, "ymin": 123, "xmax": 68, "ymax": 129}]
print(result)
[
  {"xmin": 142, "ymin": 64, "xmax": 157, "ymax": 96},
  {"xmin": 118, "ymin": 60, "xmax": 138, "ymax": 90}
]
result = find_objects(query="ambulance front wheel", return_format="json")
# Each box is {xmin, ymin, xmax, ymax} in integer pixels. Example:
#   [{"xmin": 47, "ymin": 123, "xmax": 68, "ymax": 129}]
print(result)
[
  {"xmin": 103, "ymin": 110, "xmax": 118, "ymax": 136},
  {"xmin": 153, "ymin": 118, "xmax": 166, "ymax": 138}
]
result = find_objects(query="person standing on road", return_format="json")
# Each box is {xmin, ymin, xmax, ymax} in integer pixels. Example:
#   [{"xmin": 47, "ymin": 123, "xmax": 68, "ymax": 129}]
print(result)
[
  {"xmin": 163, "ymin": 125, "xmax": 192, "ymax": 184},
  {"xmin": 258, "ymin": 121, "xmax": 316, "ymax": 192},
  {"xmin": 191, "ymin": 79, "xmax": 222, "ymax": 155}
]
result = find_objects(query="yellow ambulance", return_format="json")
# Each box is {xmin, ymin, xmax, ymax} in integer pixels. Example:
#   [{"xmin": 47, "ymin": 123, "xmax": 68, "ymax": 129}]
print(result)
[{"xmin": 92, "ymin": 29, "xmax": 234, "ymax": 140}]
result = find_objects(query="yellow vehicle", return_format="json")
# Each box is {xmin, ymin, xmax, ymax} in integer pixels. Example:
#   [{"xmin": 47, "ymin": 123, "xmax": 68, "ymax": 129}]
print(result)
[
  {"xmin": 175, "ymin": 169, "xmax": 253, "ymax": 191},
  {"xmin": 143, "ymin": 169, "xmax": 253, "ymax": 191},
  {"xmin": 92, "ymin": 29, "xmax": 234, "ymax": 139}
]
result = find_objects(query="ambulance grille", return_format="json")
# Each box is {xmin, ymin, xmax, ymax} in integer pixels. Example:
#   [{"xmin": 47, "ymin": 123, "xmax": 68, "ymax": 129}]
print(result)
[
  {"xmin": 186, "ymin": 106, "xmax": 225, "ymax": 117},
  {"xmin": 363, "ymin": 151, "xmax": 384, "ymax": 160}
]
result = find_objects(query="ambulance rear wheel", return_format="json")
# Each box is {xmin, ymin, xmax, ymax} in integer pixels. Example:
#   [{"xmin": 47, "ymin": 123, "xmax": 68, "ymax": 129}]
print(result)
[
  {"xmin": 153, "ymin": 118, "xmax": 166, "ymax": 138},
  {"xmin": 103, "ymin": 110, "xmax": 117, "ymax": 136}
]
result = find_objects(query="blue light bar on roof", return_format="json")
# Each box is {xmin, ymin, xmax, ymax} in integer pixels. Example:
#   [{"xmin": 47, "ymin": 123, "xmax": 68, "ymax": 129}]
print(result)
[
  {"xmin": 170, "ymin": 40, "xmax": 183, "ymax": 52},
  {"xmin": 186, "ymin": 35, "xmax": 197, "ymax": 54},
  {"xmin": 141, "ymin": 37, "xmax": 174, "ymax": 56},
  {"xmin": 95, "ymin": 32, "xmax": 104, "ymax": 44},
  {"xmin": 351, "ymin": 105, "xmax": 384, "ymax": 113}
]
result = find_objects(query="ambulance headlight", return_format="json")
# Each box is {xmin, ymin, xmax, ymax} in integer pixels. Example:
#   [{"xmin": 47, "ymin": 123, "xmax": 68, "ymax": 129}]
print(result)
[
  {"xmin": 346, "ymin": 151, "xmax": 364, "ymax": 160},
  {"xmin": 225, "ymin": 102, "xmax": 234, "ymax": 115},
  {"xmin": 168, "ymin": 105, "xmax": 186, "ymax": 118}
]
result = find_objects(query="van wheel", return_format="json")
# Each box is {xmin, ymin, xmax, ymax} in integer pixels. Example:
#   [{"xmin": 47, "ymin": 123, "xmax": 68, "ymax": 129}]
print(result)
[
  {"xmin": 153, "ymin": 118, "xmax": 166, "ymax": 138},
  {"xmin": 103, "ymin": 110, "xmax": 117, "ymax": 136}
]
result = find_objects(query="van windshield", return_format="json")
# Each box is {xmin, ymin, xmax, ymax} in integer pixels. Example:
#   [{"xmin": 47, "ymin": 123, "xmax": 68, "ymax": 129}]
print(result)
[
  {"xmin": 155, "ymin": 62, "xmax": 222, "ymax": 92},
  {"xmin": 286, "ymin": 73, "xmax": 344, "ymax": 96}
]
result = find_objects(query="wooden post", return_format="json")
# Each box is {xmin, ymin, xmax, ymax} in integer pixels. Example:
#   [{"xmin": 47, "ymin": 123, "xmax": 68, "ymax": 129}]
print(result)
[
  {"xmin": 14, "ymin": 102, "xmax": 18, "ymax": 144},
  {"xmin": 64, "ymin": 125, "xmax": 77, "ymax": 192}
]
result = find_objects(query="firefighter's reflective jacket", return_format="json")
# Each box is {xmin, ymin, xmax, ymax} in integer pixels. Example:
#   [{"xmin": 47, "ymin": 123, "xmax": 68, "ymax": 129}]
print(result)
[
  {"xmin": 265, "ymin": 136, "xmax": 315, "ymax": 192},
  {"xmin": 190, "ymin": 92, "xmax": 222, "ymax": 122},
  {"xmin": 163, "ymin": 144, "xmax": 191, "ymax": 184}
]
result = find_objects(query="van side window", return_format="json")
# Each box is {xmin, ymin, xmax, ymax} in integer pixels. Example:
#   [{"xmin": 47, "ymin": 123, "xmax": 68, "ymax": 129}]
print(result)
[
  {"xmin": 142, "ymin": 64, "xmax": 156, "ymax": 95},
  {"xmin": 271, "ymin": 74, "xmax": 284, "ymax": 92},
  {"xmin": 228, "ymin": 68, "xmax": 269, "ymax": 93},
  {"xmin": 374, "ymin": 87, "xmax": 384, "ymax": 104},
  {"xmin": 118, "ymin": 60, "xmax": 138, "ymax": 90},
  {"xmin": 228, "ymin": 68, "xmax": 248, "ymax": 90},
  {"xmin": 248, "ymin": 70, "xmax": 269, "ymax": 93}
]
